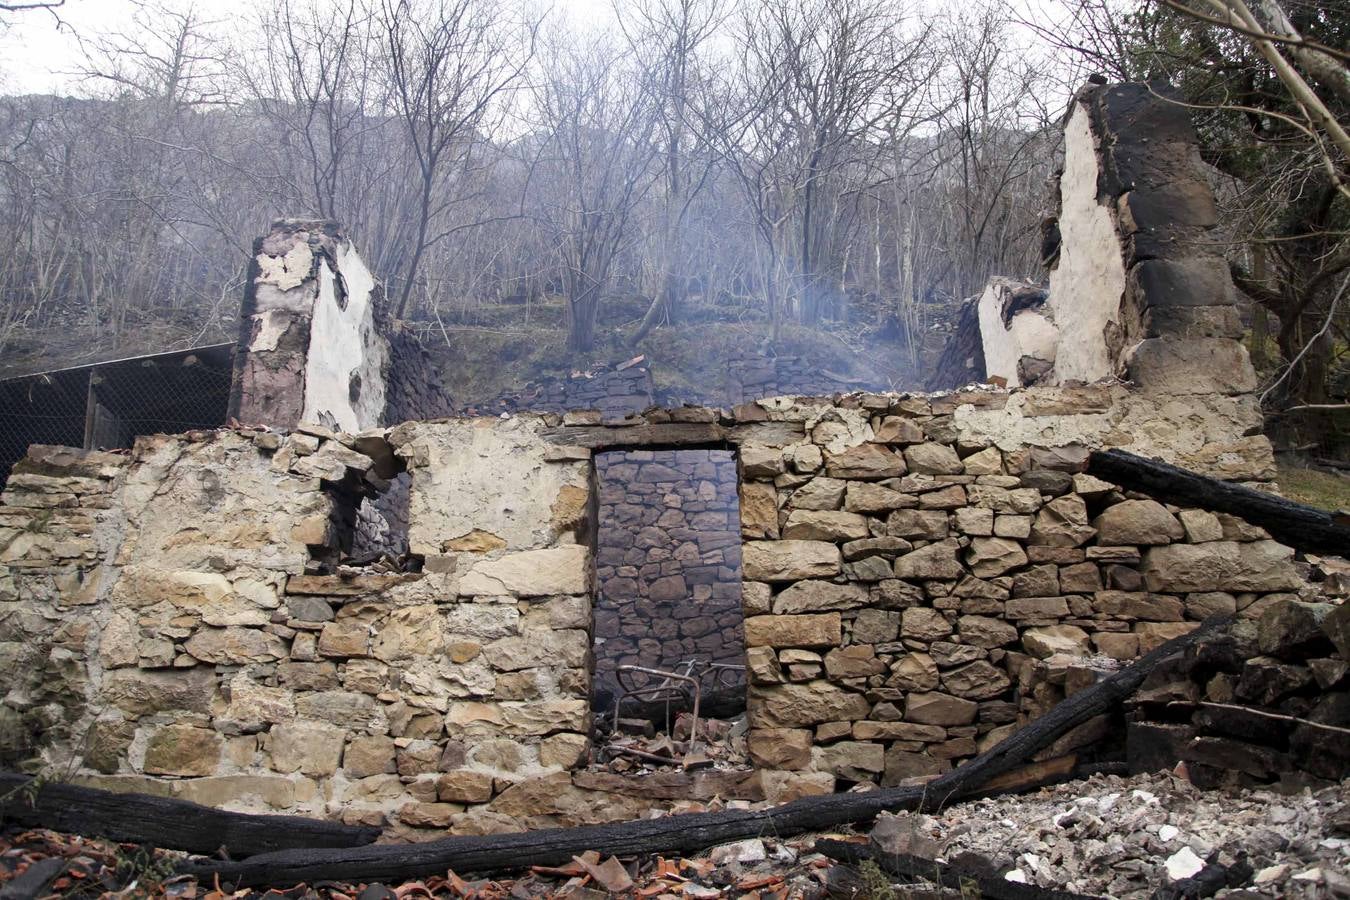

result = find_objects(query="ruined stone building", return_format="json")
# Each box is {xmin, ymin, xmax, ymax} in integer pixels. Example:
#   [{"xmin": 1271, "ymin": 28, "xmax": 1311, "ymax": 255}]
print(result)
[{"xmin": 0, "ymin": 83, "xmax": 1344, "ymax": 837}]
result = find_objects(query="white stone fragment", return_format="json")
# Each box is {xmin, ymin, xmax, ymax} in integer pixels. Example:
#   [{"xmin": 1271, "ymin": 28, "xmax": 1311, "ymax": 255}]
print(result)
[
  {"xmin": 1158, "ymin": 824, "xmax": 1179, "ymax": 842},
  {"xmin": 1165, "ymin": 847, "xmax": 1205, "ymax": 881},
  {"xmin": 1253, "ymin": 864, "xmax": 1289, "ymax": 885},
  {"xmin": 1004, "ymin": 869, "xmax": 1028, "ymax": 883},
  {"xmin": 1131, "ymin": 789, "xmax": 1158, "ymax": 805}
]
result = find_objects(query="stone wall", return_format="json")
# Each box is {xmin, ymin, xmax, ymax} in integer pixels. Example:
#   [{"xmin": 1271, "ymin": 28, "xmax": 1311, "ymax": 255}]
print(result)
[
  {"xmin": 592, "ymin": 449, "xmax": 743, "ymax": 706},
  {"xmin": 0, "ymin": 383, "xmax": 1338, "ymax": 833}
]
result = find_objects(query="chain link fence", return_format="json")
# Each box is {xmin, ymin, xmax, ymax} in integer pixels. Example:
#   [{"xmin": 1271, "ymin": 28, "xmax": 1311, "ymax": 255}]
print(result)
[{"xmin": 0, "ymin": 344, "xmax": 236, "ymax": 488}]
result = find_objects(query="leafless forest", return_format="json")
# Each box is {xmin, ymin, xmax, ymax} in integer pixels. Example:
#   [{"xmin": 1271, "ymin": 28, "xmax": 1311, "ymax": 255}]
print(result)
[{"xmin": 0, "ymin": 0, "xmax": 1345, "ymax": 410}]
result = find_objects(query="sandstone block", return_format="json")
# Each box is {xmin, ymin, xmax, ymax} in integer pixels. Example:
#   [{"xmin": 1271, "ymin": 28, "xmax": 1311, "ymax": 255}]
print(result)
[
  {"xmin": 183, "ymin": 627, "xmax": 286, "ymax": 664},
  {"xmin": 789, "ymin": 477, "xmax": 847, "ymax": 511},
  {"xmin": 1022, "ymin": 625, "xmax": 1090, "ymax": 659},
  {"xmin": 144, "ymin": 725, "xmax": 221, "ymax": 777},
  {"xmin": 740, "ymin": 482, "xmax": 780, "ymax": 539},
  {"xmin": 104, "ymin": 668, "xmax": 215, "ymax": 717},
  {"xmin": 1178, "ymin": 509, "xmax": 1223, "ymax": 543},
  {"xmin": 768, "ymin": 581, "xmax": 867, "ymax": 617},
  {"xmin": 345, "ymin": 735, "xmax": 396, "ymax": 778},
  {"xmin": 1005, "ymin": 596, "xmax": 1070, "ymax": 619},
  {"xmin": 1093, "ymin": 590, "xmax": 1184, "ymax": 621},
  {"xmin": 1141, "ymin": 541, "xmax": 1303, "ymax": 592},
  {"xmin": 958, "ymin": 615, "xmax": 1018, "ymax": 648},
  {"xmin": 901, "ymin": 608, "xmax": 952, "ymax": 641},
  {"xmin": 458, "ymin": 546, "xmax": 589, "ymax": 597},
  {"xmin": 1030, "ymin": 495, "xmax": 1095, "ymax": 547},
  {"xmin": 539, "ymin": 733, "xmax": 589, "ymax": 769},
  {"xmin": 269, "ymin": 720, "xmax": 345, "ymax": 775},
  {"xmin": 965, "ymin": 538, "xmax": 1027, "ymax": 578},
  {"xmin": 872, "ymin": 417, "xmax": 924, "ymax": 444},
  {"xmin": 954, "ymin": 508, "xmax": 994, "ymax": 536},
  {"xmin": 437, "ymin": 770, "xmax": 495, "ymax": 803},
  {"xmin": 1093, "ymin": 499, "xmax": 1183, "ymax": 545},
  {"xmin": 888, "ymin": 653, "xmax": 939, "ymax": 691},
  {"xmin": 743, "ymin": 541, "xmax": 841, "ymax": 582},
  {"xmin": 904, "ymin": 692, "xmax": 977, "ymax": 726},
  {"xmin": 852, "ymin": 608, "xmax": 901, "ymax": 643},
  {"xmin": 940, "ymin": 661, "xmax": 1011, "ymax": 700},
  {"xmin": 750, "ymin": 681, "xmax": 872, "ymax": 727},
  {"xmin": 783, "ymin": 510, "xmax": 870, "ymax": 542},
  {"xmin": 813, "ymin": 741, "xmax": 885, "ymax": 780},
  {"xmin": 843, "ymin": 482, "xmax": 911, "ymax": 513},
  {"xmin": 903, "ymin": 443, "xmax": 963, "ymax": 475},
  {"xmin": 894, "ymin": 540, "xmax": 964, "ymax": 580},
  {"xmin": 1134, "ymin": 621, "xmax": 1198, "ymax": 654},
  {"xmin": 825, "ymin": 444, "xmax": 906, "ymax": 479},
  {"xmin": 745, "ymin": 614, "xmax": 841, "ymax": 648},
  {"xmin": 747, "ymin": 728, "xmax": 813, "ymax": 770}
]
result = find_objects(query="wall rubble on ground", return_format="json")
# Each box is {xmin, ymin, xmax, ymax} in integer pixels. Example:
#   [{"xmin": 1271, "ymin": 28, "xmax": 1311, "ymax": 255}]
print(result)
[{"xmin": 1, "ymin": 380, "xmax": 1340, "ymax": 835}]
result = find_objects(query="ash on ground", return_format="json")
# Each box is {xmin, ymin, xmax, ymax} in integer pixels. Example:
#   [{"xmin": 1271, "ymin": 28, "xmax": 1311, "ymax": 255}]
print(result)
[{"xmin": 872, "ymin": 770, "xmax": 1349, "ymax": 898}]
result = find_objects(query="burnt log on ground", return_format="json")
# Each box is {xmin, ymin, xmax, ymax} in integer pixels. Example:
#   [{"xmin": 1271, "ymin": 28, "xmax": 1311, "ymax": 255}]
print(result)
[
  {"xmin": 814, "ymin": 838, "xmax": 1103, "ymax": 900},
  {"xmin": 178, "ymin": 616, "xmax": 1231, "ymax": 889},
  {"xmin": 0, "ymin": 774, "xmax": 379, "ymax": 858},
  {"xmin": 1085, "ymin": 449, "xmax": 1350, "ymax": 557}
]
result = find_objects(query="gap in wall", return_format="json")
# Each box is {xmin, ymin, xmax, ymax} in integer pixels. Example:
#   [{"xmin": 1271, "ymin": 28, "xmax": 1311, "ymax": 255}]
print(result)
[{"xmin": 590, "ymin": 448, "xmax": 747, "ymax": 765}]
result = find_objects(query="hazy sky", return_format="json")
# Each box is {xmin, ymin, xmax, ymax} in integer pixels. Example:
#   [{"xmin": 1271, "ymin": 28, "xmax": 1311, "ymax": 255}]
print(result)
[{"xmin": 0, "ymin": 0, "xmax": 619, "ymax": 95}]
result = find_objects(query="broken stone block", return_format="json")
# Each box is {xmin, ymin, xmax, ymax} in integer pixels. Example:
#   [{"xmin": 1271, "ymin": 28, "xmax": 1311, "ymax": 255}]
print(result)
[
  {"xmin": 852, "ymin": 608, "xmax": 901, "ymax": 643},
  {"xmin": 1022, "ymin": 625, "xmax": 1091, "ymax": 659},
  {"xmin": 1257, "ymin": 600, "xmax": 1335, "ymax": 660},
  {"xmin": 788, "ymin": 476, "xmax": 846, "ymax": 511},
  {"xmin": 268, "ymin": 720, "xmax": 345, "ymax": 775}
]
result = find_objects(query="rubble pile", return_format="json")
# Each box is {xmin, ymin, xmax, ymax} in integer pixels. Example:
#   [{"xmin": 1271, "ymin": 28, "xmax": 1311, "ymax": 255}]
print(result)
[
  {"xmin": 1128, "ymin": 596, "xmax": 1350, "ymax": 787},
  {"xmin": 874, "ymin": 770, "xmax": 1350, "ymax": 898},
  {"xmin": 596, "ymin": 712, "xmax": 751, "ymax": 773}
]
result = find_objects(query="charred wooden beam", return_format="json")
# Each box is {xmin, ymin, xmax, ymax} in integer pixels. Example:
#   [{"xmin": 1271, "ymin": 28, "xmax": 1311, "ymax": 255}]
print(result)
[
  {"xmin": 1085, "ymin": 449, "xmax": 1350, "ymax": 557},
  {"xmin": 0, "ymin": 774, "xmax": 380, "ymax": 858},
  {"xmin": 179, "ymin": 617, "xmax": 1230, "ymax": 889}
]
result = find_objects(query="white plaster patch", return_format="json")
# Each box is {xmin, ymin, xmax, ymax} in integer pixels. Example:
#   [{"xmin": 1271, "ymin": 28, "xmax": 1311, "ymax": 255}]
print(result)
[
  {"xmin": 1047, "ymin": 104, "xmax": 1127, "ymax": 383},
  {"xmin": 248, "ymin": 310, "xmax": 291, "ymax": 352},
  {"xmin": 301, "ymin": 241, "xmax": 387, "ymax": 433},
  {"xmin": 399, "ymin": 419, "xmax": 591, "ymax": 555},
  {"xmin": 978, "ymin": 280, "xmax": 1060, "ymax": 387},
  {"xmin": 255, "ymin": 243, "xmax": 314, "ymax": 292}
]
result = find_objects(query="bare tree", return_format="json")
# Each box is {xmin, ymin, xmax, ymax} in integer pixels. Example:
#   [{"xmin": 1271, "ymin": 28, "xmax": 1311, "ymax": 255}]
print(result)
[
  {"xmin": 526, "ymin": 34, "xmax": 659, "ymax": 353},
  {"xmin": 377, "ymin": 0, "xmax": 536, "ymax": 319}
]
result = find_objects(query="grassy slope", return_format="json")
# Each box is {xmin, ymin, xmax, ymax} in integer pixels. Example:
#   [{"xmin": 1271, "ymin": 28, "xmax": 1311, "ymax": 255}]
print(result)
[{"xmin": 1277, "ymin": 461, "xmax": 1350, "ymax": 511}]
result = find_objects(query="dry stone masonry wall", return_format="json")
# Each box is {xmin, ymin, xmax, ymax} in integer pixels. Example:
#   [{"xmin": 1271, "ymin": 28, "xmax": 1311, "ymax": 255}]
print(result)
[
  {"xmin": 2, "ymin": 377, "xmax": 1340, "ymax": 834},
  {"xmin": 592, "ymin": 450, "xmax": 743, "ymax": 706}
]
